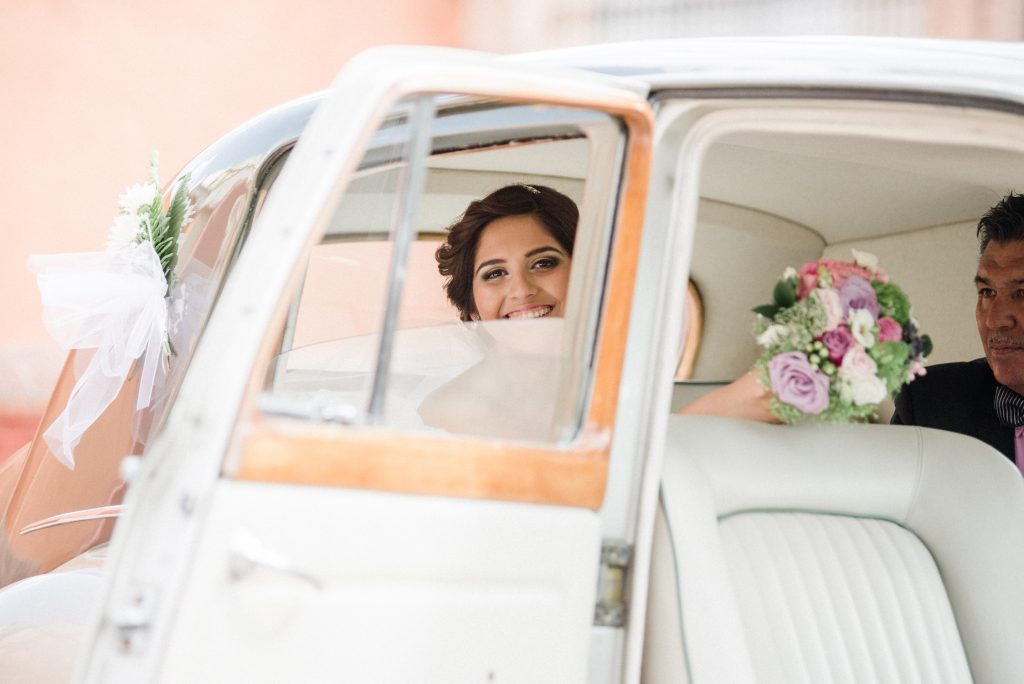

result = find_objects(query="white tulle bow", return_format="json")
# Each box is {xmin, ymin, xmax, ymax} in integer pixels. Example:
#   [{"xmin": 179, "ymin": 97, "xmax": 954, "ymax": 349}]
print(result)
[{"xmin": 29, "ymin": 242, "xmax": 170, "ymax": 469}]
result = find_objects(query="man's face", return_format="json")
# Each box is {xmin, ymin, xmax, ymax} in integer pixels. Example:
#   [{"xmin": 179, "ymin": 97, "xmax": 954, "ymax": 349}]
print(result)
[{"xmin": 975, "ymin": 240, "xmax": 1024, "ymax": 393}]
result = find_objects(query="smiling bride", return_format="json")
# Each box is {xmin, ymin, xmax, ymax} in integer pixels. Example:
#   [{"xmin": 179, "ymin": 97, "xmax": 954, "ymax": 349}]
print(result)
[
  {"xmin": 435, "ymin": 183, "xmax": 577, "ymax": 322},
  {"xmin": 417, "ymin": 184, "xmax": 579, "ymax": 439}
]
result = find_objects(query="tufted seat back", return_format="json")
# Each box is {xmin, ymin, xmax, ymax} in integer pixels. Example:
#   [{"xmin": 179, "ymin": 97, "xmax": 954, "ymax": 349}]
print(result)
[{"xmin": 643, "ymin": 416, "xmax": 1024, "ymax": 684}]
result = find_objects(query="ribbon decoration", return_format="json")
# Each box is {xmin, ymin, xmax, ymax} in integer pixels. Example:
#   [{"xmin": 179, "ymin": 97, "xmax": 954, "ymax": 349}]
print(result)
[{"xmin": 28, "ymin": 241, "xmax": 170, "ymax": 469}]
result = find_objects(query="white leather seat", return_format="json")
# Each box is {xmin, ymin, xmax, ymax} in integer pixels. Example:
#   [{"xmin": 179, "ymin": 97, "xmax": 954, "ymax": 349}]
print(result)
[{"xmin": 643, "ymin": 415, "xmax": 1024, "ymax": 684}]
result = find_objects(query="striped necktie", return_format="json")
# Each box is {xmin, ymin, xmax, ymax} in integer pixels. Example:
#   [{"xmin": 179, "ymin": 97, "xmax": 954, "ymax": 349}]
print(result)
[{"xmin": 993, "ymin": 384, "xmax": 1024, "ymax": 475}]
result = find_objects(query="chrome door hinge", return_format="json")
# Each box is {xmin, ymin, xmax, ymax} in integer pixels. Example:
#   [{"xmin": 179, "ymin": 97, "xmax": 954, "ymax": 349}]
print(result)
[{"xmin": 594, "ymin": 540, "xmax": 631, "ymax": 627}]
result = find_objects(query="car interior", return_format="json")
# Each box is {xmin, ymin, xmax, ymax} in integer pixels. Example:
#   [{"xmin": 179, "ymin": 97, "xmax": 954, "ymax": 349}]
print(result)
[
  {"xmin": 663, "ymin": 98, "xmax": 1024, "ymax": 418},
  {"xmin": 642, "ymin": 95, "xmax": 1024, "ymax": 682}
]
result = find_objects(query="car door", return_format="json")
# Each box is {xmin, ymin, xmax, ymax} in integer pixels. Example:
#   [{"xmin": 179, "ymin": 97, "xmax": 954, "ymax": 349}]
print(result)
[{"xmin": 76, "ymin": 47, "xmax": 653, "ymax": 683}]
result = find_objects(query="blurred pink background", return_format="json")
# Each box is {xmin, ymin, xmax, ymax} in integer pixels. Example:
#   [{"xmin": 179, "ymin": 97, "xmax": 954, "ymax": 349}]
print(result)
[{"xmin": 0, "ymin": 0, "xmax": 464, "ymax": 456}]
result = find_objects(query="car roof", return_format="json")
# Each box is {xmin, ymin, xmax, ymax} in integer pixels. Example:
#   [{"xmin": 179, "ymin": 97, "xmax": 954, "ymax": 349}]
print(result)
[
  {"xmin": 512, "ymin": 36, "xmax": 1024, "ymax": 104},
  {"xmin": 177, "ymin": 36, "xmax": 1024, "ymax": 199}
]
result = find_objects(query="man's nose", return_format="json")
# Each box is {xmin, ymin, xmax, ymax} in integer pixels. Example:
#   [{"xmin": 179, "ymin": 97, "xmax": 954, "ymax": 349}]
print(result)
[{"xmin": 986, "ymin": 296, "xmax": 1017, "ymax": 330}]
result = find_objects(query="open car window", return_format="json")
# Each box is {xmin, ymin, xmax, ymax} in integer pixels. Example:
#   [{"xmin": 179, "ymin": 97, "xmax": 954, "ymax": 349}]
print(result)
[
  {"xmin": 261, "ymin": 97, "xmax": 627, "ymax": 445},
  {"xmin": 660, "ymin": 97, "xmax": 1024, "ymax": 416}
]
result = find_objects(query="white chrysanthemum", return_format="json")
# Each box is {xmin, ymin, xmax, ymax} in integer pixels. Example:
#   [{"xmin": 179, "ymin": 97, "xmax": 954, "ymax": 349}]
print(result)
[
  {"xmin": 106, "ymin": 213, "xmax": 142, "ymax": 253},
  {"xmin": 847, "ymin": 308, "xmax": 876, "ymax": 348},
  {"xmin": 756, "ymin": 323, "xmax": 789, "ymax": 348},
  {"xmin": 118, "ymin": 182, "xmax": 158, "ymax": 216},
  {"xmin": 838, "ymin": 374, "xmax": 887, "ymax": 406},
  {"xmin": 782, "ymin": 266, "xmax": 797, "ymax": 280},
  {"xmin": 851, "ymin": 249, "xmax": 879, "ymax": 271}
]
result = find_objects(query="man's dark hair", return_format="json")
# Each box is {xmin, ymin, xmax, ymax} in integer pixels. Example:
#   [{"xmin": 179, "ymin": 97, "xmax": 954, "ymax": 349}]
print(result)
[
  {"xmin": 435, "ymin": 184, "xmax": 578, "ymax": 321},
  {"xmin": 978, "ymin": 192, "xmax": 1024, "ymax": 252}
]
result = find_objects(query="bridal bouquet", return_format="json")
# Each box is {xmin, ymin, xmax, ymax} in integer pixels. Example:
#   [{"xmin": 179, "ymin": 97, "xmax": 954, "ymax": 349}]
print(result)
[
  {"xmin": 753, "ymin": 250, "xmax": 931, "ymax": 423},
  {"xmin": 29, "ymin": 153, "xmax": 192, "ymax": 467}
]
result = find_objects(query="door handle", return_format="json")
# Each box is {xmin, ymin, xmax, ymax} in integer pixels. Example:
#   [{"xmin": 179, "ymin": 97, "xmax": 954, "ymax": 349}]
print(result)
[{"xmin": 227, "ymin": 528, "xmax": 324, "ymax": 591}]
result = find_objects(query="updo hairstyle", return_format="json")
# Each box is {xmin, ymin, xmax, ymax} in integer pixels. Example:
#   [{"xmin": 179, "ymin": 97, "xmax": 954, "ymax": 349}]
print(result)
[{"xmin": 435, "ymin": 184, "xmax": 578, "ymax": 321}]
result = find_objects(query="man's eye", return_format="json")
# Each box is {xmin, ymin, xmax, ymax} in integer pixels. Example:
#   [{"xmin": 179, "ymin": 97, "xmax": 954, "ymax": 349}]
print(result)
[{"xmin": 978, "ymin": 288, "xmax": 995, "ymax": 298}]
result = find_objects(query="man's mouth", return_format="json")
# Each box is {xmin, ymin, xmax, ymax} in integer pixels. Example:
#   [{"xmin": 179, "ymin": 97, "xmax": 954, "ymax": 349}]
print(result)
[
  {"xmin": 504, "ymin": 305, "xmax": 553, "ymax": 320},
  {"xmin": 988, "ymin": 338, "xmax": 1024, "ymax": 353}
]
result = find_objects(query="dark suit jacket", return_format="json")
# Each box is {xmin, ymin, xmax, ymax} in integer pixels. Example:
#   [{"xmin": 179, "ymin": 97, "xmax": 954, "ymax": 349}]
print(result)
[{"xmin": 892, "ymin": 357, "xmax": 1014, "ymax": 462}]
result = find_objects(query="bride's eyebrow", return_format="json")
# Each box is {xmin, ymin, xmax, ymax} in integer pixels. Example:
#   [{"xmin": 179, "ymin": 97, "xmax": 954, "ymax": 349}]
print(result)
[
  {"xmin": 526, "ymin": 246, "xmax": 566, "ymax": 258},
  {"xmin": 475, "ymin": 258, "xmax": 506, "ymax": 276}
]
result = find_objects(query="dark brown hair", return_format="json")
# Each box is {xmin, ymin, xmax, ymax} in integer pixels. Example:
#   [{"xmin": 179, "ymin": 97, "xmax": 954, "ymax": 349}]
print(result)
[
  {"xmin": 435, "ymin": 184, "xmax": 578, "ymax": 320},
  {"xmin": 978, "ymin": 191, "xmax": 1024, "ymax": 253}
]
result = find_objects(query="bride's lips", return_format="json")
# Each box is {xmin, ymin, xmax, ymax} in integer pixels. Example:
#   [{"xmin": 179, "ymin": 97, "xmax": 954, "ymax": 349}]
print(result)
[{"xmin": 503, "ymin": 304, "xmax": 553, "ymax": 320}]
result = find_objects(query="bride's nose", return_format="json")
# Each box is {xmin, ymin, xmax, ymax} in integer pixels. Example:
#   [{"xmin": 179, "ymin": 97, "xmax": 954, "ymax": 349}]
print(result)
[{"xmin": 508, "ymin": 271, "xmax": 538, "ymax": 299}]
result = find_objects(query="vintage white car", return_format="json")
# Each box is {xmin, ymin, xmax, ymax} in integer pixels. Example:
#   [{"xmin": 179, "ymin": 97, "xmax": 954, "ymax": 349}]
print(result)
[{"xmin": 2, "ymin": 37, "xmax": 1024, "ymax": 682}]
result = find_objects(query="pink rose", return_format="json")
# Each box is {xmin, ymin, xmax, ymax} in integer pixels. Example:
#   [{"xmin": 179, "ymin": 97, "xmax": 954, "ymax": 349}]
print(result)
[
  {"xmin": 768, "ymin": 351, "xmax": 830, "ymax": 415},
  {"xmin": 812, "ymin": 288, "xmax": 843, "ymax": 331},
  {"xmin": 821, "ymin": 326, "xmax": 855, "ymax": 364},
  {"xmin": 796, "ymin": 261, "xmax": 820, "ymax": 299},
  {"xmin": 797, "ymin": 258, "xmax": 886, "ymax": 299},
  {"xmin": 878, "ymin": 316, "xmax": 903, "ymax": 343},
  {"xmin": 839, "ymin": 346, "xmax": 878, "ymax": 380},
  {"xmin": 818, "ymin": 259, "xmax": 877, "ymax": 288}
]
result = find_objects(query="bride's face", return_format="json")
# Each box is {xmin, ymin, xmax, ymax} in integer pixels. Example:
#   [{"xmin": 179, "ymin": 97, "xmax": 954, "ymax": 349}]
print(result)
[{"xmin": 470, "ymin": 214, "xmax": 571, "ymax": 322}]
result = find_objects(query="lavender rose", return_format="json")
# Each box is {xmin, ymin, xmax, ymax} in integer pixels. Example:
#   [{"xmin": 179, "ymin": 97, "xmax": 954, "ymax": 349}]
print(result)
[
  {"xmin": 839, "ymin": 276, "xmax": 880, "ymax": 318},
  {"xmin": 821, "ymin": 326, "xmax": 855, "ymax": 364},
  {"xmin": 768, "ymin": 351, "xmax": 830, "ymax": 415}
]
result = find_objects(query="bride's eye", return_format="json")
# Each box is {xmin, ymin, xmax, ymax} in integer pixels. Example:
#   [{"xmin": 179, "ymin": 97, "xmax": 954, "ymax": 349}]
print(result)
[
  {"xmin": 481, "ymin": 267, "xmax": 507, "ymax": 281},
  {"xmin": 531, "ymin": 256, "xmax": 559, "ymax": 271}
]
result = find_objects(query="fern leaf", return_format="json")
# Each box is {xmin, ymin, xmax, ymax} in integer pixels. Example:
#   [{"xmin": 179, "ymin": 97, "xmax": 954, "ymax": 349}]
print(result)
[
  {"xmin": 167, "ymin": 174, "xmax": 190, "ymax": 233},
  {"xmin": 147, "ymin": 195, "xmax": 164, "ymax": 246},
  {"xmin": 162, "ymin": 174, "xmax": 191, "ymax": 282}
]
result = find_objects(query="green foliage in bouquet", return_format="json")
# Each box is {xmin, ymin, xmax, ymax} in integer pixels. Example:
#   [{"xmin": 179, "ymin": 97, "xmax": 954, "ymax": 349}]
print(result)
[{"xmin": 873, "ymin": 281, "xmax": 911, "ymax": 326}]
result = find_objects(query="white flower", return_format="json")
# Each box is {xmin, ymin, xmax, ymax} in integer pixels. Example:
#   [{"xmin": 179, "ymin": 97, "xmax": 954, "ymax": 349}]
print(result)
[
  {"xmin": 812, "ymin": 288, "xmax": 843, "ymax": 331},
  {"xmin": 106, "ymin": 213, "xmax": 142, "ymax": 253},
  {"xmin": 851, "ymin": 249, "xmax": 879, "ymax": 272},
  {"xmin": 118, "ymin": 182, "xmax": 158, "ymax": 216},
  {"xmin": 757, "ymin": 324, "xmax": 789, "ymax": 348},
  {"xmin": 838, "ymin": 347, "xmax": 886, "ymax": 406},
  {"xmin": 847, "ymin": 308, "xmax": 876, "ymax": 348},
  {"xmin": 782, "ymin": 266, "xmax": 797, "ymax": 280},
  {"xmin": 838, "ymin": 374, "xmax": 887, "ymax": 406}
]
